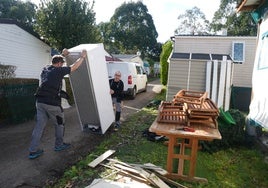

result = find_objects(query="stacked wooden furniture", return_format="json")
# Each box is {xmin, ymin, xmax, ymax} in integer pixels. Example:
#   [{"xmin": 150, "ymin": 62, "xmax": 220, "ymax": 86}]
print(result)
[
  {"xmin": 157, "ymin": 101, "xmax": 187, "ymax": 125},
  {"xmin": 186, "ymin": 98, "xmax": 219, "ymax": 128},
  {"xmin": 154, "ymin": 90, "xmax": 221, "ymax": 183},
  {"xmin": 173, "ymin": 89, "xmax": 207, "ymax": 107},
  {"xmin": 157, "ymin": 89, "xmax": 219, "ymax": 128}
]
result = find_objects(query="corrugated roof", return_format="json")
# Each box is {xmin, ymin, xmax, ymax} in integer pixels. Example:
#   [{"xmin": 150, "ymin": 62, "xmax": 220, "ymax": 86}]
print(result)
[
  {"xmin": 191, "ymin": 53, "xmax": 210, "ymax": 60},
  {"xmin": 171, "ymin": 52, "xmax": 190, "ymax": 59},
  {"xmin": 171, "ymin": 52, "xmax": 233, "ymax": 61},
  {"xmin": 211, "ymin": 54, "xmax": 232, "ymax": 61}
]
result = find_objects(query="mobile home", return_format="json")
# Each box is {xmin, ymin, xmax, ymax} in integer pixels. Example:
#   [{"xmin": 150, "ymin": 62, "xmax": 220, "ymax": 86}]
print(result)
[{"xmin": 168, "ymin": 35, "xmax": 256, "ymax": 111}]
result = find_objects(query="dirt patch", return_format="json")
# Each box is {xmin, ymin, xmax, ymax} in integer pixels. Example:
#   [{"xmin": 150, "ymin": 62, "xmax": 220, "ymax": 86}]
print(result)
[{"xmin": 0, "ymin": 79, "xmax": 162, "ymax": 188}]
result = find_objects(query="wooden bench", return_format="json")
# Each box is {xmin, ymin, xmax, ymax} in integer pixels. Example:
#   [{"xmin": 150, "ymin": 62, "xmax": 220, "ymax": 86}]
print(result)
[{"xmin": 173, "ymin": 90, "xmax": 208, "ymax": 108}]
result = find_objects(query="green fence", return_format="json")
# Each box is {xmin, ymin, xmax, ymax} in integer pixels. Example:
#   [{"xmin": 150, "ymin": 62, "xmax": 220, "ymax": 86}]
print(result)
[{"xmin": 0, "ymin": 79, "xmax": 38, "ymax": 125}]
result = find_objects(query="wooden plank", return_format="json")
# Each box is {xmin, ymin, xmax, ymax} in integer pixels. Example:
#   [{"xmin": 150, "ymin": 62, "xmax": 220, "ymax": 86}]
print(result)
[
  {"xmin": 155, "ymin": 173, "xmax": 189, "ymax": 188},
  {"xmin": 114, "ymin": 163, "xmax": 146, "ymax": 178},
  {"xmin": 130, "ymin": 163, "xmax": 168, "ymax": 176},
  {"xmin": 101, "ymin": 163, "xmax": 150, "ymax": 184},
  {"xmin": 211, "ymin": 60, "xmax": 218, "ymax": 103},
  {"xmin": 108, "ymin": 158, "xmax": 133, "ymax": 167},
  {"xmin": 206, "ymin": 61, "xmax": 212, "ymax": 98},
  {"xmin": 108, "ymin": 159, "xmax": 170, "ymax": 188},
  {"xmin": 224, "ymin": 60, "xmax": 232, "ymax": 111},
  {"xmin": 88, "ymin": 150, "xmax": 115, "ymax": 168},
  {"xmin": 110, "ymin": 160, "xmax": 150, "ymax": 178},
  {"xmin": 148, "ymin": 173, "xmax": 171, "ymax": 188},
  {"xmin": 217, "ymin": 57, "xmax": 227, "ymax": 108}
]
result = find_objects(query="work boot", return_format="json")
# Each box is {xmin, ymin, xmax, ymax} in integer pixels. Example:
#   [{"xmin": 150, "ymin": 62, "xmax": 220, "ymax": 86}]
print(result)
[
  {"xmin": 28, "ymin": 149, "xmax": 44, "ymax": 159},
  {"xmin": 54, "ymin": 143, "xmax": 71, "ymax": 151}
]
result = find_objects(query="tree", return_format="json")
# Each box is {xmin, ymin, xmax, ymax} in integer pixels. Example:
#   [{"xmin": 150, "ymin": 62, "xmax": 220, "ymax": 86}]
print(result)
[
  {"xmin": 35, "ymin": 0, "xmax": 102, "ymax": 51},
  {"xmin": 175, "ymin": 6, "xmax": 210, "ymax": 35},
  {"xmin": 160, "ymin": 40, "xmax": 173, "ymax": 86},
  {"xmin": 107, "ymin": 1, "xmax": 158, "ymax": 58},
  {"xmin": 0, "ymin": 0, "xmax": 37, "ymax": 28},
  {"xmin": 210, "ymin": 0, "xmax": 257, "ymax": 36},
  {"xmin": 98, "ymin": 21, "xmax": 120, "ymax": 54},
  {"xmin": 148, "ymin": 42, "xmax": 162, "ymax": 62}
]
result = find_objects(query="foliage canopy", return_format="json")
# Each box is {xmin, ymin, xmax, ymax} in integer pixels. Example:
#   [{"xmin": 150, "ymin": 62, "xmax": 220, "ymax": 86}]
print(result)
[
  {"xmin": 35, "ymin": 0, "xmax": 102, "ymax": 51},
  {"xmin": 0, "ymin": 0, "xmax": 36, "ymax": 28},
  {"xmin": 210, "ymin": 0, "xmax": 257, "ymax": 36},
  {"xmin": 101, "ymin": 1, "xmax": 159, "ymax": 59},
  {"xmin": 175, "ymin": 6, "xmax": 210, "ymax": 35}
]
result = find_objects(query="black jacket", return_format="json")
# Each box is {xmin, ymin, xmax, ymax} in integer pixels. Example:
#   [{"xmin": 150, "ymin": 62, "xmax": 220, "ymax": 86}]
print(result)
[{"xmin": 109, "ymin": 79, "xmax": 124, "ymax": 102}]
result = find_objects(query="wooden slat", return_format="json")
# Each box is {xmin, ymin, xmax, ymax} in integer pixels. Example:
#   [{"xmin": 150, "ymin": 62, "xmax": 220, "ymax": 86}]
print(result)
[
  {"xmin": 88, "ymin": 150, "xmax": 115, "ymax": 168},
  {"xmin": 155, "ymin": 173, "xmax": 188, "ymax": 188},
  {"xmin": 130, "ymin": 163, "xmax": 168, "ymax": 176},
  {"xmin": 173, "ymin": 89, "xmax": 208, "ymax": 106},
  {"xmin": 108, "ymin": 159, "xmax": 170, "ymax": 188},
  {"xmin": 100, "ymin": 163, "xmax": 150, "ymax": 184},
  {"xmin": 148, "ymin": 173, "xmax": 171, "ymax": 188},
  {"xmin": 157, "ymin": 101, "xmax": 187, "ymax": 124}
]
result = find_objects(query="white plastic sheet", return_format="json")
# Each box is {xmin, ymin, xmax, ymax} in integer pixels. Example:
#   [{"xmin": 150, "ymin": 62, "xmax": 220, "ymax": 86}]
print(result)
[{"xmin": 248, "ymin": 17, "xmax": 268, "ymax": 129}]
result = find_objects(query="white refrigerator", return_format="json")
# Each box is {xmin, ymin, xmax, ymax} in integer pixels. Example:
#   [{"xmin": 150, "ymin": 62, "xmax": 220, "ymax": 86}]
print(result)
[{"xmin": 65, "ymin": 43, "xmax": 114, "ymax": 134}]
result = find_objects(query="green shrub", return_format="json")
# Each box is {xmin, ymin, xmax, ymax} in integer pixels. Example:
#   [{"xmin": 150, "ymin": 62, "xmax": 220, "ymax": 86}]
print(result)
[
  {"xmin": 0, "ymin": 78, "xmax": 39, "ymax": 125},
  {"xmin": 160, "ymin": 40, "xmax": 172, "ymax": 86},
  {"xmin": 202, "ymin": 109, "xmax": 247, "ymax": 152}
]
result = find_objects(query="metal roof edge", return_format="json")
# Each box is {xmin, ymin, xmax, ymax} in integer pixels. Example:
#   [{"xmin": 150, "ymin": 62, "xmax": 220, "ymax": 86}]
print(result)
[{"xmin": 174, "ymin": 35, "xmax": 257, "ymax": 39}]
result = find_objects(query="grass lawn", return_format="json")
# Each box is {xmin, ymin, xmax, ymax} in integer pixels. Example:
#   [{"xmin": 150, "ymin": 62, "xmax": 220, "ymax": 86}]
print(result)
[{"xmin": 48, "ymin": 88, "xmax": 268, "ymax": 188}]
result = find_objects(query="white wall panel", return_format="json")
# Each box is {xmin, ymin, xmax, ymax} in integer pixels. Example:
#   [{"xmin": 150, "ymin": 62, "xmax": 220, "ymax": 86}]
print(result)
[{"xmin": 0, "ymin": 24, "xmax": 50, "ymax": 79}]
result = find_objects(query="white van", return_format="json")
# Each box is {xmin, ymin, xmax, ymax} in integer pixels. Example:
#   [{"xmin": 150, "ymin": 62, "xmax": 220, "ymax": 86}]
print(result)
[{"xmin": 106, "ymin": 61, "xmax": 148, "ymax": 99}]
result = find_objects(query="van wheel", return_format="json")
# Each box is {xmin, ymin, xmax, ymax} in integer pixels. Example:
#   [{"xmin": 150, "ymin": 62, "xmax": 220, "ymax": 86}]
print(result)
[
  {"xmin": 130, "ymin": 87, "xmax": 137, "ymax": 99},
  {"xmin": 143, "ymin": 83, "xmax": 147, "ymax": 92}
]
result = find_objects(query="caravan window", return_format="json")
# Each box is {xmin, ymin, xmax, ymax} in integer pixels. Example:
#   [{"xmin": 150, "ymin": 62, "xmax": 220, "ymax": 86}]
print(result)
[{"xmin": 232, "ymin": 41, "xmax": 245, "ymax": 63}]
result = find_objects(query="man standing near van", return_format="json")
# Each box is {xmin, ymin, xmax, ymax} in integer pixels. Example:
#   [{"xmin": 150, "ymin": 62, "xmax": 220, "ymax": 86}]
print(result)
[
  {"xmin": 28, "ymin": 48, "xmax": 87, "ymax": 159},
  {"xmin": 109, "ymin": 71, "xmax": 124, "ymax": 131}
]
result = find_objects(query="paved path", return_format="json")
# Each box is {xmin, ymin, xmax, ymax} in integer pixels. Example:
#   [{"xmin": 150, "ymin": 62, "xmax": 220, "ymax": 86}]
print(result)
[{"xmin": 0, "ymin": 79, "xmax": 162, "ymax": 188}]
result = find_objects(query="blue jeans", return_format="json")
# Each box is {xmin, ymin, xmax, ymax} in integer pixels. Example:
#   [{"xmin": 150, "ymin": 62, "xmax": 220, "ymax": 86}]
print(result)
[
  {"xmin": 29, "ymin": 103, "xmax": 65, "ymax": 152},
  {"xmin": 112, "ymin": 97, "xmax": 122, "ymax": 113}
]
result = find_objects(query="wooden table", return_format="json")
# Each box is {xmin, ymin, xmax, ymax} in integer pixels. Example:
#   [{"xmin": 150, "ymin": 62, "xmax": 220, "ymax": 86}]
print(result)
[{"xmin": 149, "ymin": 119, "xmax": 222, "ymax": 183}]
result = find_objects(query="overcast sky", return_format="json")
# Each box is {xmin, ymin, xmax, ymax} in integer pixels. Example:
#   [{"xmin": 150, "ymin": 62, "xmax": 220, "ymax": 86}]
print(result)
[{"xmin": 25, "ymin": 0, "xmax": 221, "ymax": 43}]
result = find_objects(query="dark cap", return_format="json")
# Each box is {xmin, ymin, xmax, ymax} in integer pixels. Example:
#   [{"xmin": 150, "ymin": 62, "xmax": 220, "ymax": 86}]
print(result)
[{"xmin": 52, "ymin": 55, "xmax": 65, "ymax": 64}]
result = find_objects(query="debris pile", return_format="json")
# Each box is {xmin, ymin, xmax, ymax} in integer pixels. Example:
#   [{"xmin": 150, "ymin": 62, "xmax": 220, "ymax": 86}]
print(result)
[{"xmin": 87, "ymin": 150, "xmax": 187, "ymax": 188}]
